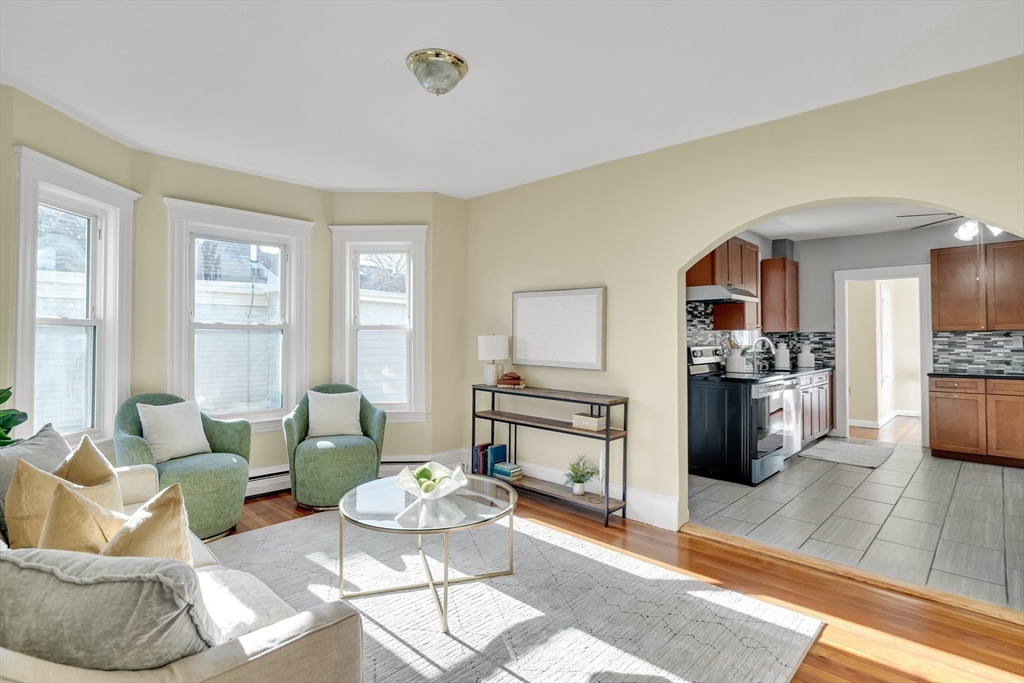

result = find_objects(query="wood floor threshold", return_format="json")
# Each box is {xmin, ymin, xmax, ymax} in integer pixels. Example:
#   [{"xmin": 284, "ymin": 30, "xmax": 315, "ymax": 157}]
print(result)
[{"xmin": 682, "ymin": 523, "xmax": 1024, "ymax": 627}]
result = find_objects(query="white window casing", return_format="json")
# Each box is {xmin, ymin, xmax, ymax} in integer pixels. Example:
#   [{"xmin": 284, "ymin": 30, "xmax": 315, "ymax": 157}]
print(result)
[
  {"xmin": 13, "ymin": 147, "xmax": 140, "ymax": 452},
  {"xmin": 330, "ymin": 225, "xmax": 427, "ymax": 422},
  {"xmin": 166, "ymin": 199, "xmax": 312, "ymax": 433}
]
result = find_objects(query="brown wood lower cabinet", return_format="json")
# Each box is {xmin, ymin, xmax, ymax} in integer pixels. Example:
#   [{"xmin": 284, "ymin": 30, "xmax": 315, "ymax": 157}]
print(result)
[
  {"xmin": 801, "ymin": 373, "xmax": 833, "ymax": 446},
  {"xmin": 929, "ymin": 392, "xmax": 987, "ymax": 455},
  {"xmin": 928, "ymin": 376, "xmax": 1024, "ymax": 463},
  {"xmin": 986, "ymin": 393, "xmax": 1024, "ymax": 460}
]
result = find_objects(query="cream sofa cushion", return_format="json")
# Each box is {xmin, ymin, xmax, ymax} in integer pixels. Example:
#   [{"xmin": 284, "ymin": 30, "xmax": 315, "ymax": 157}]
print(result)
[
  {"xmin": 37, "ymin": 484, "xmax": 127, "ymax": 554},
  {"xmin": 195, "ymin": 566, "xmax": 298, "ymax": 642},
  {"xmin": 307, "ymin": 389, "xmax": 363, "ymax": 437},
  {"xmin": 4, "ymin": 436, "xmax": 122, "ymax": 549},
  {"xmin": 137, "ymin": 399, "xmax": 212, "ymax": 463},
  {"xmin": 0, "ymin": 549, "xmax": 219, "ymax": 671},
  {"xmin": 0, "ymin": 424, "xmax": 72, "ymax": 540}
]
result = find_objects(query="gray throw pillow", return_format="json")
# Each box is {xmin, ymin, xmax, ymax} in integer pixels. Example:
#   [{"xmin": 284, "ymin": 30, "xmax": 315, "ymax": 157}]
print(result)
[
  {"xmin": 0, "ymin": 424, "xmax": 72, "ymax": 540},
  {"xmin": 0, "ymin": 548, "xmax": 220, "ymax": 671}
]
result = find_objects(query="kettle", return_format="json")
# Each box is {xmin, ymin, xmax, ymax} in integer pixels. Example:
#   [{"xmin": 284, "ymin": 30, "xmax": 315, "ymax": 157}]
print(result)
[
  {"xmin": 724, "ymin": 348, "xmax": 748, "ymax": 373},
  {"xmin": 796, "ymin": 344, "xmax": 816, "ymax": 368}
]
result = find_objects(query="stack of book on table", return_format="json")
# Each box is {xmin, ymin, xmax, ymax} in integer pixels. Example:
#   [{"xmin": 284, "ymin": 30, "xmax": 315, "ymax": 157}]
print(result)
[
  {"xmin": 492, "ymin": 462, "xmax": 522, "ymax": 483},
  {"xmin": 497, "ymin": 372, "xmax": 526, "ymax": 389},
  {"xmin": 572, "ymin": 412, "xmax": 607, "ymax": 431}
]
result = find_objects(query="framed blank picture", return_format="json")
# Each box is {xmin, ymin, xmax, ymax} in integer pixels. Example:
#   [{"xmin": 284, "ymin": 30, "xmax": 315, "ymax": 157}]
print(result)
[{"xmin": 512, "ymin": 287, "xmax": 606, "ymax": 370}]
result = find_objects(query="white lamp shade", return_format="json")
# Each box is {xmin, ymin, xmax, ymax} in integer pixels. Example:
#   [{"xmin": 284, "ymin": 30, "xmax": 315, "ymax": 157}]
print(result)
[{"xmin": 478, "ymin": 335, "xmax": 509, "ymax": 361}]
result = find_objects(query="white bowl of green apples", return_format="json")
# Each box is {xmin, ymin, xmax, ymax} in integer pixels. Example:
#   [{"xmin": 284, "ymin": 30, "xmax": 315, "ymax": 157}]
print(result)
[{"xmin": 395, "ymin": 462, "xmax": 468, "ymax": 500}]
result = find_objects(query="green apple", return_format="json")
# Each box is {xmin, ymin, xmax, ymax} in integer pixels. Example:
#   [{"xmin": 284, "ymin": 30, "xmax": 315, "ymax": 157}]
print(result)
[
  {"xmin": 434, "ymin": 475, "xmax": 450, "ymax": 486},
  {"xmin": 413, "ymin": 466, "xmax": 432, "ymax": 481},
  {"xmin": 420, "ymin": 479, "xmax": 437, "ymax": 493}
]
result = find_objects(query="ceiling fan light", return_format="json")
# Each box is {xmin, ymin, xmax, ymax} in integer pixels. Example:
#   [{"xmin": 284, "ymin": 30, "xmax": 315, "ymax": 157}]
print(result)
[
  {"xmin": 954, "ymin": 220, "xmax": 979, "ymax": 241},
  {"xmin": 986, "ymin": 224, "xmax": 1004, "ymax": 237},
  {"xmin": 407, "ymin": 49, "xmax": 468, "ymax": 96}
]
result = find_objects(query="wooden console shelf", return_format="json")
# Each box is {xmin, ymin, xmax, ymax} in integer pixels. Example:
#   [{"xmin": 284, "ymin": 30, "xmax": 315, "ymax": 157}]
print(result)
[{"xmin": 471, "ymin": 384, "xmax": 628, "ymax": 526}]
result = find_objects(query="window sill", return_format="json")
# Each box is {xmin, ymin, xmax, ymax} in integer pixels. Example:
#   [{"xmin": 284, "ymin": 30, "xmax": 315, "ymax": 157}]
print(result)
[{"xmin": 385, "ymin": 409, "xmax": 427, "ymax": 423}]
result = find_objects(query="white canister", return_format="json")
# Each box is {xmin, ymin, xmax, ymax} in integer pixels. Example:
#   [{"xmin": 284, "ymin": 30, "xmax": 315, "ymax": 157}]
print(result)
[
  {"xmin": 796, "ymin": 344, "xmax": 816, "ymax": 368},
  {"xmin": 774, "ymin": 342, "xmax": 790, "ymax": 370},
  {"xmin": 724, "ymin": 348, "xmax": 747, "ymax": 373}
]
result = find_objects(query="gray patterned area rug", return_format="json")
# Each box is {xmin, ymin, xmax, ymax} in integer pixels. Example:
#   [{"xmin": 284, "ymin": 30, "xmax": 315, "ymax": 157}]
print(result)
[
  {"xmin": 210, "ymin": 512, "xmax": 822, "ymax": 683},
  {"xmin": 799, "ymin": 438, "xmax": 896, "ymax": 468}
]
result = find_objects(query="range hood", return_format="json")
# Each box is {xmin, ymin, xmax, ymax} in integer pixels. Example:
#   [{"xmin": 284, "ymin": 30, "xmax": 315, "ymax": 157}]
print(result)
[{"xmin": 685, "ymin": 285, "xmax": 759, "ymax": 304}]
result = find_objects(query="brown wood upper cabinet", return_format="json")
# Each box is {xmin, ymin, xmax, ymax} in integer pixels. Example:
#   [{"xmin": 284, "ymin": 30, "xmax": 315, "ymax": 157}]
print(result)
[
  {"xmin": 931, "ymin": 241, "xmax": 1023, "ymax": 331},
  {"xmin": 761, "ymin": 257, "xmax": 799, "ymax": 332},
  {"xmin": 686, "ymin": 236, "xmax": 760, "ymax": 293}
]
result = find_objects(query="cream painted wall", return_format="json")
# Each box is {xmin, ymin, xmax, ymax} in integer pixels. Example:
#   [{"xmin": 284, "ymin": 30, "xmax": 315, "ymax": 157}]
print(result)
[
  {"xmin": 847, "ymin": 282, "xmax": 879, "ymax": 423},
  {"xmin": 883, "ymin": 278, "xmax": 922, "ymax": 415},
  {"xmin": 0, "ymin": 86, "xmax": 467, "ymax": 472},
  {"xmin": 465, "ymin": 56, "xmax": 1024, "ymax": 529}
]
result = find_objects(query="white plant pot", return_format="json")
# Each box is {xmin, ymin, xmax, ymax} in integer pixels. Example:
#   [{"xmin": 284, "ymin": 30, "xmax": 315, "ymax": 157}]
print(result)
[{"xmin": 572, "ymin": 482, "xmax": 586, "ymax": 495}]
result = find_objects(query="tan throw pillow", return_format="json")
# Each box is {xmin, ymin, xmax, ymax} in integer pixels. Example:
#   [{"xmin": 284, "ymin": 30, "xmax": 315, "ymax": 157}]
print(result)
[
  {"xmin": 101, "ymin": 484, "xmax": 192, "ymax": 565},
  {"xmin": 38, "ymin": 483, "xmax": 128, "ymax": 554},
  {"xmin": 4, "ymin": 435, "xmax": 123, "ymax": 549},
  {"xmin": 37, "ymin": 483, "xmax": 192, "ymax": 565}
]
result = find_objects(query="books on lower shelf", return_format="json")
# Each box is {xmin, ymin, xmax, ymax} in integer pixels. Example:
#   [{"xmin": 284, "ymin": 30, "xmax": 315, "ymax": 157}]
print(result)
[
  {"xmin": 572, "ymin": 412, "xmax": 607, "ymax": 431},
  {"xmin": 492, "ymin": 462, "xmax": 522, "ymax": 482},
  {"xmin": 486, "ymin": 444, "xmax": 507, "ymax": 477}
]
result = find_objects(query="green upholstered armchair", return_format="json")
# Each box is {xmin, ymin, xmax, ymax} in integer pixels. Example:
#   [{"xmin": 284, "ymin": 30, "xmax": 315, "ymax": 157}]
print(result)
[
  {"xmin": 113, "ymin": 393, "xmax": 251, "ymax": 539},
  {"xmin": 283, "ymin": 383, "xmax": 386, "ymax": 509}
]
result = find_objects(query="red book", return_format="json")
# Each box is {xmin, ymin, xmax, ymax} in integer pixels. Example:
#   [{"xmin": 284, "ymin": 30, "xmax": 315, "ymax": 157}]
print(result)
[{"xmin": 474, "ymin": 442, "xmax": 491, "ymax": 475}]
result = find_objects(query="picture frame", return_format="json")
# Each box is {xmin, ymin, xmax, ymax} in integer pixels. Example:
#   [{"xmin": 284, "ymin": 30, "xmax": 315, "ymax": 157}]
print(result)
[{"xmin": 512, "ymin": 287, "xmax": 606, "ymax": 370}]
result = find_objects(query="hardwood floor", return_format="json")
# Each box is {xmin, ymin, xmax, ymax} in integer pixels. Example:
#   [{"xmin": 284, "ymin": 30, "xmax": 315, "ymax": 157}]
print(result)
[
  {"xmin": 237, "ymin": 489, "xmax": 1024, "ymax": 683},
  {"xmin": 850, "ymin": 415, "xmax": 922, "ymax": 445}
]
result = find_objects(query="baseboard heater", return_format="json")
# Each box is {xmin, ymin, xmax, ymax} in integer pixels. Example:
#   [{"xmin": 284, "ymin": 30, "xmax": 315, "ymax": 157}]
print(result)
[{"xmin": 245, "ymin": 468, "xmax": 291, "ymax": 498}]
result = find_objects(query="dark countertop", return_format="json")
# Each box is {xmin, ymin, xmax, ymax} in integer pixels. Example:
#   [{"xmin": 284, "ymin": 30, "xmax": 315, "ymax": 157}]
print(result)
[
  {"xmin": 928, "ymin": 371, "xmax": 1024, "ymax": 380},
  {"xmin": 689, "ymin": 366, "xmax": 834, "ymax": 384}
]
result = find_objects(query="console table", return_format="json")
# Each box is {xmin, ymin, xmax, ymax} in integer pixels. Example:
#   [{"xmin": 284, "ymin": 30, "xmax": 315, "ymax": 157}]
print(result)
[{"xmin": 471, "ymin": 384, "xmax": 628, "ymax": 526}]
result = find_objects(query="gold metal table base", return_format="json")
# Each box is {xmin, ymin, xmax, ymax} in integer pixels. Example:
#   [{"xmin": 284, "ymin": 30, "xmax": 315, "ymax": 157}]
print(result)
[{"xmin": 338, "ymin": 514, "xmax": 515, "ymax": 633}]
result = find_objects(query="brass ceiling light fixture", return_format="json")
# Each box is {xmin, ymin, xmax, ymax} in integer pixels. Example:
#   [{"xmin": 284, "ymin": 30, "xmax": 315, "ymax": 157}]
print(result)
[{"xmin": 407, "ymin": 49, "xmax": 468, "ymax": 96}]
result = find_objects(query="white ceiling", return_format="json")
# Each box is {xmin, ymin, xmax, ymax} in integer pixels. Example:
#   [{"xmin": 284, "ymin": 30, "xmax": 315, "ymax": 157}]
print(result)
[
  {"xmin": 750, "ymin": 202, "xmax": 968, "ymax": 241},
  {"xmin": 2, "ymin": 2, "xmax": 1022, "ymax": 199}
]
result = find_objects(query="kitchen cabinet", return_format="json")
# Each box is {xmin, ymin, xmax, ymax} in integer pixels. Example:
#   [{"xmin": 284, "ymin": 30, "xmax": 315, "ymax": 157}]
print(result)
[
  {"xmin": 761, "ymin": 257, "xmax": 799, "ymax": 333},
  {"xmin": 931, "ymin": 242, "xmax": 1024, "ymax": 331},
  {"xmin": 800, "ymin": 371, "xmax": 833, "ymax": 446},
  {"xmin": 985, "ymin": 241, "xmax": 1024, "ymax": 330},
  {"xmin": 712, "ymin": 302, "xmax": 759, "ymax": 330},
  {"xmin": 986, "ymin": 380, "xmax": 1024, "ymax": 461},
  {"xmin": 929, "ymin": 391, "xmax": 987, "ymax": 455},
  {"xmin": 686, "ymin": 236, "xmax": 760, "ymax": 292}
]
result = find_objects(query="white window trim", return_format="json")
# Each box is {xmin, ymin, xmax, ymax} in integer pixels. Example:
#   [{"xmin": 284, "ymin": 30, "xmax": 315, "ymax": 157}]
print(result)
[
  {"xmin": 166, "ymin": 198, "xmax": 312, "ymax": 434},
  {"xmin": 330, "ymin": 225, "xmax": 427, "ymax": 422},
  {"xmin": 13, "ymin": 147, "xmax": 140, "ymax": 453}
]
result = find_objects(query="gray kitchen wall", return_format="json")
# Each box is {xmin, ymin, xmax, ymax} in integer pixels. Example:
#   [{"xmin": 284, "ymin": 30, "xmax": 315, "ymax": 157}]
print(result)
[{"xmin": 792, "ymin": 226, "xmax": 1020, "ymax": 332}]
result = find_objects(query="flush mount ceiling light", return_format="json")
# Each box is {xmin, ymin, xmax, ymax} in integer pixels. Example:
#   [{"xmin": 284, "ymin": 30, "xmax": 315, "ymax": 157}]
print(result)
[
  {"xmin": 407, "ymin": 49, "xmax": 468, "ymax": 96},
  {"xmin": 954, "ymin": 219, "xmax": 979, "ymax": 241}
]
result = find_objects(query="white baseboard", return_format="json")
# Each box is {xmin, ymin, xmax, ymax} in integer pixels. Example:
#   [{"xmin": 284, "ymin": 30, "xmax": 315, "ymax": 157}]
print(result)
[
  {"xmin": 850, "ymin": 410, "xmax": 922, "ymax": 430},
  {"xmin": 848, "ymin": 419, "xmax": 880, "ymax": 429}
]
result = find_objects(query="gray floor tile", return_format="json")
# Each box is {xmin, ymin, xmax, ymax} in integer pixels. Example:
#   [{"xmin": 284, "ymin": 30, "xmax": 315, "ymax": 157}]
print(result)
[
  {"xmin": 812, "ymin": 516, "xmax": 881, "ymax": 551},
  {"xmin": 902, "ymin": 482, "xmax": 954, "ymax": 505},
  {"xmin": 891, "ymin": 497, "xmax": 949, "ymax": 525},
  {"xmin": 940, "ymin": 516, "xmax": 1004, "ymax": 551},
  {"xmin": 818, "ymin": 469, "xmax": 869, "ymax": 488},
  {"xmin": 792, "ymin": 458, "xmax": 836, "ymax": 474},
  {"xmin": 835, "ymin": 464, "xmax": 874, "ymax": 475},
  {"xmin": 961, "ymin": 461, "xmax": 998, "ymax": 472},
  {"xmin": 1006, "ymin": 517, "xmax": 1024, "ymax": 542},
  {"xmin": 948, "ymin": 497, "xmax": 1003, "ymax": 522},
  {"xmin": 775, "ymin": 497, "xmax": 839, "ymax": 525},
  {"xmin": 933, "ymin": 539, "xmax": 1006, "ymax": 585},
  {"xmin": 852, "ymin": 482, "xmax": 904, "ymax": 505},
  {"xmin": 877, "ymin": 517, "xmax": 942, "ymax": 551},
  {"xmin": 957, "ymin": 468, "xmax": 1004, "ymax": 488},
  {"xmin": 866, "ymin": 469, "xmax": 914, "ymax": 488},
  {"xmin": 747, "ymin": 480, "xmax": 805, "ymax": 505},
  {"xmin": 688, "ymin": 496, "xmax": 728, "ymax": 523},
  {"xmin": 700, "ymin": 514, "xmax": 758, "ymax": 536},
  {"xmin": 877, "ymin": 458, "xmax": 920, "ymax": 474},
  {"xmin": 859, "ymin": 539, "xmax": 934, "ymax": 585},
  {"xmin": 747, "ymin": 516, "xmax": 819, "ymax": 550},
  {"xmin": 1005, "ymin": 481, "xmax": 1024, "ymax": 500},
  {"xmin": 834, "ymin": 497, "xmax": 894, "ymax": 525},
  {"xmin": 696, "ymin": 481, "xmax": 751, "ymax": 505},
  {"xmin": 1005, "ymin": 495, "xmax": 1024, "ymax": 519},
  {"xmin": 1008, "ymin": 569, "xmax": 1024, "ymax": 611},
  {"xmin": 953, "ymin": 481, "xmax": 1003, "ymax": 504},
  {"xmin": 892, "ymin": 444, "xmax": 928, "ymax": 455},
  {"xmin": 687, "ymin": 475, "xmax": 717, "ymax": 493},
  {"xmin": 774, "ymin": 467, "xmax": 825, "ymax": 488},
  {"xmin": 801, "ymin": 481, "xmax": 855, "ymax": 505},
  {"xmin": 799, "ymin": 539, "xmax": 865, "ymax": 566},
  {"xmin": 1005, "ymin": 468, "xmax": 1024, "ymax": 484},
  {"xmin": 718, "ymin": 496, "xmax": 784, "ymax": 524},
  {"xmin": 911, "ymin": 468, "xmax": 959, "ymax": 488},
  {"xmin": 927, "ymin": 570, "xmax": 1007, "ymax": 607},
  {"xmin": 917, "ymin": 457, "xmax": 961, "ymax": 474},
  {"xmin": 1007, "ymin": 538, "xmax": 1024, "ymax": 571},
  {"xmin": 872, "ymin": 441, "xmax": 898, "ymax": 449}
]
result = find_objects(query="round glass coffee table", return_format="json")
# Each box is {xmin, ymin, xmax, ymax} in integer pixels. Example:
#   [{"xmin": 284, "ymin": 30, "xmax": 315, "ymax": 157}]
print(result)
[{"xmin": 338, "ymin": 474, "xmax": 517, "ymax": 633}]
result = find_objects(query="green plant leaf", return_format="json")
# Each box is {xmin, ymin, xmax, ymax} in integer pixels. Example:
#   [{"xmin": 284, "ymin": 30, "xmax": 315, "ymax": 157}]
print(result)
[
  {"xmin": 0, "ymin": 410, "xmax": 28, "ymax": 433},
  {"xmin": 0, "ymin": 387, "xmax": 11, "ymax": 405}
]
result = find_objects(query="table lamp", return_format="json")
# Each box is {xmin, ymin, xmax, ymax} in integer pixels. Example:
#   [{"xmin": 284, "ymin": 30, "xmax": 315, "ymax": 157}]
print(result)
[{"xmin": 478, "ymin": 335, "xmax": 509, "ymax": 386}]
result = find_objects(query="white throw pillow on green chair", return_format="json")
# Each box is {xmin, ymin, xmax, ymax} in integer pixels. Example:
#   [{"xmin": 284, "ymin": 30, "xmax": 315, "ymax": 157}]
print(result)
[
  {"xmin": 137, "ymin": 400, "xmax": 212, "ymax": 463},
  {"xmin": 307, "ymin": 390, "xmax": 363, "ymax": 438}
]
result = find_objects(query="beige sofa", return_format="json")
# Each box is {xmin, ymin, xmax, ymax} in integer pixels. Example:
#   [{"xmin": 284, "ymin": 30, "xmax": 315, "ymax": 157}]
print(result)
[{"xmin": 0, "ymin": 465, "xmax": 363, "ymax": 683}]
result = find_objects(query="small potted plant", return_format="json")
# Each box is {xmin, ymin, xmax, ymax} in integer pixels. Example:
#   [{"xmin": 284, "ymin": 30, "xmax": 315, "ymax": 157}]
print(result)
[
  {"xmin": 565, "ymin": 454, "xmax": 599, "ymax": 496},
  {"xmin": 0, "ymin": 387, "xmax": 27, "ymax": 448}
]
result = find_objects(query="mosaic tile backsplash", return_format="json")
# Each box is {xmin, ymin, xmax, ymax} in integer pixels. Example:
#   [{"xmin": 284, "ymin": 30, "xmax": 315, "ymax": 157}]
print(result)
[{"xmin": 932, "ymin": 331, "xmax": 1024, "ymax": 374}]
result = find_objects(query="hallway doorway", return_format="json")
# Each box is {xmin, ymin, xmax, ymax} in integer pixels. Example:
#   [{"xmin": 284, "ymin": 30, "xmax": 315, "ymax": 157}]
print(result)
[{"xmin": 849, "ymin": 415, "xmax": 921, "ymax": 445}]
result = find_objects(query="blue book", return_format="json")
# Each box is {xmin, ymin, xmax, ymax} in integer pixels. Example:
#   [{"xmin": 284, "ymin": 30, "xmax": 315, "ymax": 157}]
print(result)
[
  {"xmin": 486, "ymin": 444, "xmax": 507, "ymax": 477},
  {"xmin": 492, "ymin": 462, "xmax": 520, "ymax": 477}
]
